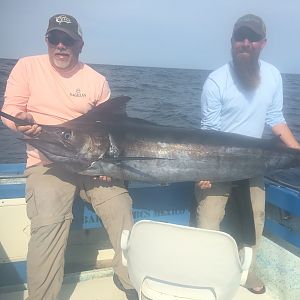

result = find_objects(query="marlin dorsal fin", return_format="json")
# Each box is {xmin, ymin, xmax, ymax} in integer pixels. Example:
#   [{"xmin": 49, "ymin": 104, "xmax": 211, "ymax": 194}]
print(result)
[{"xmin": 64, "ymin": 96, "xmax": 131, "ymax": 127}]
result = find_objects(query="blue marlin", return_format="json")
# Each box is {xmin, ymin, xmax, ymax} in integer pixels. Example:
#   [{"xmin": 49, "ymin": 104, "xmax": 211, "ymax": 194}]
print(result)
[{"xmin": 1, "ymin": 96, "xmax": 300, "ymax": 183}]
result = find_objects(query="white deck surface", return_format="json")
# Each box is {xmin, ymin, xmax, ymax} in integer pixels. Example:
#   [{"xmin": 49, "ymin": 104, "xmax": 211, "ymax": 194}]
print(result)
[{"xmin": 0, "ymin": 274, "xmax": 274, "ymax": 300}]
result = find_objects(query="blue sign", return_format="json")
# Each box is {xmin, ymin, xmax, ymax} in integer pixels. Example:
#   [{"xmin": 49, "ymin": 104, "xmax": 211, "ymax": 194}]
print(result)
[{"xmin": 72, "ymin": 182, "xmax": 194, "ymax": 229}]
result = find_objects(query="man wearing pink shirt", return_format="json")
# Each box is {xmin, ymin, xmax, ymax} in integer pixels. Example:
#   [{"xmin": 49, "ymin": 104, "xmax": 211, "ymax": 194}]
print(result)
[{"xmin": 1, "ymin": 14, "xmax": 137, "ymax": 300}]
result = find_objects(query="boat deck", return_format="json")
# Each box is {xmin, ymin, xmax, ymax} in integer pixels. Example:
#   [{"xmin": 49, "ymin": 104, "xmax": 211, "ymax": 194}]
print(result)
[{"xmin": 0, "ymin": 268, "xmax": 274, "ymax": 300}]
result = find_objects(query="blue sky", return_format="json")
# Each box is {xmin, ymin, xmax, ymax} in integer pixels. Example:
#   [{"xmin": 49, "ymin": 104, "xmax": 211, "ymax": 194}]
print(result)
[{"xmin": 0, "ymin": 0, "xmax": 299, "ymax": 73}]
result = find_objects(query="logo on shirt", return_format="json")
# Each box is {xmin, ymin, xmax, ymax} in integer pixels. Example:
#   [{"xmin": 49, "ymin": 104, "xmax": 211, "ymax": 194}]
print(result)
[{"xmin": 70, "ymin": 89, "xmax": 86, "ymax": 98}]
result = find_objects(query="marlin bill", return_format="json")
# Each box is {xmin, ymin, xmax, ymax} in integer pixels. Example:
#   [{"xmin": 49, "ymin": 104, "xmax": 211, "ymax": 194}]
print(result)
[{"xmin": 1, "ymin": 96, "xmax": 300, "ymax": 183}]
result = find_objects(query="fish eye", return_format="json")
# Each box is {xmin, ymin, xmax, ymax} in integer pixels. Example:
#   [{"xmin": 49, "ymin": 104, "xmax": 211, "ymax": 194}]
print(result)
[{"xmin": 62, "ymin": 130, "xmax": 72, "ymax": 140}]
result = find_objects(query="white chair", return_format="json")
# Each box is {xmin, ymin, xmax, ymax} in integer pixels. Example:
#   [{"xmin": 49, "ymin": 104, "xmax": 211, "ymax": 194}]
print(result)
[{"xmin": 121, "ymin": 220, "xmax": 252, "ymax": 300}]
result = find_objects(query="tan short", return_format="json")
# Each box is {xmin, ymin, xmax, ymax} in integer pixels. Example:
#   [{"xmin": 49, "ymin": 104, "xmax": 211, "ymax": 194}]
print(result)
[
  {"xmin": 194, "ymin": 177, "xmax": 265, "ymax": 288},
  {"xmin": 25, "ymin": 164, "xmax": 129, "ymax": 229},
  {"xmin": 24, "ymin": 164, "xmax": 134, "ymax": 299}
]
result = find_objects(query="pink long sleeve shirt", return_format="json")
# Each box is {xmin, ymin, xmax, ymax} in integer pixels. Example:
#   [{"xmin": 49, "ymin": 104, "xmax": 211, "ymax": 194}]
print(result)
[{"xmin": 1, "ymin": 54, "xmax": 111, "ymax": 167}]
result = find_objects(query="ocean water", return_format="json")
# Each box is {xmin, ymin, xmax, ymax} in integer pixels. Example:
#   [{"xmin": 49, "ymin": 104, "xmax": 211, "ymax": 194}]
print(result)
[{"xmin": 1, "ymin": 57, "xmax": 300, "ymax": 163}]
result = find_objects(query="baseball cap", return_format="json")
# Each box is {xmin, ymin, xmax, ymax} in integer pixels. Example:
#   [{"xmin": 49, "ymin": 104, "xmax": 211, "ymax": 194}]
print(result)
[
  {"xmin": 46, "ymin": 14, "xmax": 83, "ymax": 41},
  {"xmin": 233, "ymin": 14, "xmax": 266, "ymax": 39}
]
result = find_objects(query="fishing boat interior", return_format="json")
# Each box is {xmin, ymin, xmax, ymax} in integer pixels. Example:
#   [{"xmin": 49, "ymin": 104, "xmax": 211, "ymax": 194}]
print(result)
[{"xmin": 0, "ymin": 163, "xmax": 299, "ymax": 300}]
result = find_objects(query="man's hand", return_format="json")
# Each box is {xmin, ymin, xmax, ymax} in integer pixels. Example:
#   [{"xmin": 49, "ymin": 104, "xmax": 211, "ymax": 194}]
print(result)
[
  {"xmin": 196, "ymin": 180, "xmax": 212, "ymax": 189},
  {"xmin": 15, "ymin": 112, "xmax": 41, "ymax": 137},
  {"xmin": 272, "ymin": 123, "xmax": 300, "ymax": 150}
]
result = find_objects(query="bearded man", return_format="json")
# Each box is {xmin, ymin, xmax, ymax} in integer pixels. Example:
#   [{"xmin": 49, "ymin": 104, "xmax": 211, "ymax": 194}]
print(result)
[{"xmin": 194, "ymin": 14, "xmax": 300, "ymax": 294}]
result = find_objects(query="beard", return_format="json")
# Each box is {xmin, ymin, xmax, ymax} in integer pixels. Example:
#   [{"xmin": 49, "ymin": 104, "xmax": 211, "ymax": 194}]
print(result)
[{"xmin": 232, "ymin": 48, "xmax": 260, "ymax": 90}]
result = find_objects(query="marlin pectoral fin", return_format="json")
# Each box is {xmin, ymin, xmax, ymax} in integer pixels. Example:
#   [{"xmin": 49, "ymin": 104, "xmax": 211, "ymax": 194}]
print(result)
[
  {"xmin": 101, "ymin": 156, "xmax": 173, "ymax": 164},
  {"xmin": 0, "ymin": 111, "xmax": 34, "ymax": 126}
]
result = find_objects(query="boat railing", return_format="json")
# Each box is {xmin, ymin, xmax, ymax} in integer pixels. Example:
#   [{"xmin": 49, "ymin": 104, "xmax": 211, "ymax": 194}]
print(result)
[{"xmin": 264, "ymin": 170, "xmax": 300, "ymax": 250}]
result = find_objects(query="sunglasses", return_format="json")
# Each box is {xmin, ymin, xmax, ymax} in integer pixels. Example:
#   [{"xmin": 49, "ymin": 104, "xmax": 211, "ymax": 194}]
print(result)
[
  {"xmin": 47, "ymin": 33, "xmax": 76, "ymax": 47},
  {"xmin": 233, "ymin": 29, "xmax": 264, "ymax": 43}
]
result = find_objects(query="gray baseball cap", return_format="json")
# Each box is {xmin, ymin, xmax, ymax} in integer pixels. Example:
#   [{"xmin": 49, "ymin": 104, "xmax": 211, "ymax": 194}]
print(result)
[
  {"xmin": 46, "ymin": 14, "xmax": 83, "ymax": 41},
  {"xmin": 233, "ymin": 14, "xmax": 266, "ymax": 38}
]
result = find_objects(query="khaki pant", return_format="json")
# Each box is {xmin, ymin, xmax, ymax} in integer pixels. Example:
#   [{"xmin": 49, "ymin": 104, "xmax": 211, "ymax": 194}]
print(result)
[
  {"xmin": 25, "ymin": 164, "xmax": 134, "ymax": 300},
  {"xmin": 194, "ymin": 177, "xmax": 265, "ymax": 288}
]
